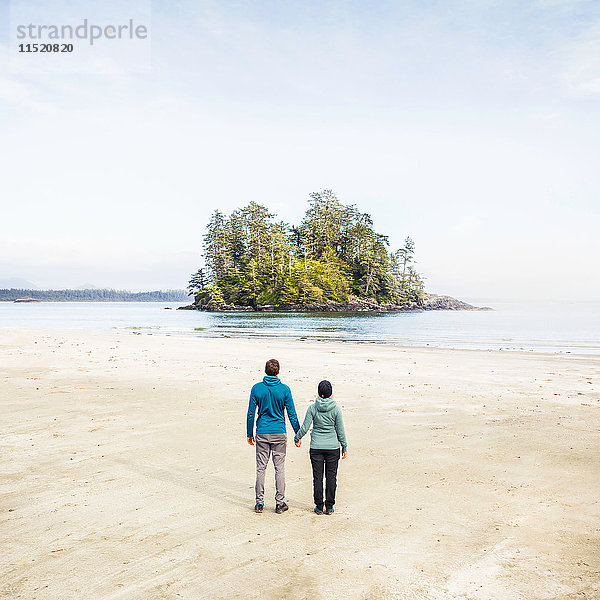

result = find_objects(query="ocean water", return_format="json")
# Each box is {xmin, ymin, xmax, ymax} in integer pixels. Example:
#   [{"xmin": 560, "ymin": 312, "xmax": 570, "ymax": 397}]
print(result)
[{"xmin": 0, "ymin": 300, "xmax": 599, "ymax": 354}]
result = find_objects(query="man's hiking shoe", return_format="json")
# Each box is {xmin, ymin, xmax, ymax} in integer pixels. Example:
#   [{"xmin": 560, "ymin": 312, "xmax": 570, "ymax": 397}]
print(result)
[
  {"xmin": 325, "ymin": 507, "xmax": 335, "ymax": 515},
  {"xmin": 314, "ymin": 506, "xmax": 324, "ymax": 515},
  {"xmin": 275, "ymin": 503, "xmax": 289, "ymax": 514},
  {"xmin": 254, "ymin": 503, "xmax": 264, "ymax": 514}
]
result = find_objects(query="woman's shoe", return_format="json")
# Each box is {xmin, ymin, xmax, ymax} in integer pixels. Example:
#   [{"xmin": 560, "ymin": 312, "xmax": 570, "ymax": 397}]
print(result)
[
  {"xmin": 314, "ymin": 506, "xmax": 324, "ymax": 515},
  {"xmin": 254, "ymin": 503, "xmax": 264, "ymax": 513},
  {"xmin": 325, "ymin": 507, "xmax": 334, "ymax": 515}
]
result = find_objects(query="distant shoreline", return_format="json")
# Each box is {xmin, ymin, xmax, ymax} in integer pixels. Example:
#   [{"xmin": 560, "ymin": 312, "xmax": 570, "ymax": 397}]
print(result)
[{"xmin": 0, "ymin": 289, "xmax": 188, "ymax": 302}]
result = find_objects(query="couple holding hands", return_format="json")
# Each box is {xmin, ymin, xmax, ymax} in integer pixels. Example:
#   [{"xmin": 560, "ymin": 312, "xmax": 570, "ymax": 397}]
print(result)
[{"xmin": 246, "ymin": 358, "xmax": 348, "ymax": 515}]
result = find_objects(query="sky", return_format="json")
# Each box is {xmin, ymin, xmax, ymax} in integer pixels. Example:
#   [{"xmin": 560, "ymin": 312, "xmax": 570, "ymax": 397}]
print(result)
[{"xmin": 1, "ymin": 0, "xmax": 599, "ymax": 300}]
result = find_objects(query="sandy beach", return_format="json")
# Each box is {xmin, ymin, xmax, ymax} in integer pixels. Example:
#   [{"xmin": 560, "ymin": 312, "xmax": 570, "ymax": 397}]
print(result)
[{"xmin": 1, "ymin": 328, "xmax": 598, "ymax": 600}]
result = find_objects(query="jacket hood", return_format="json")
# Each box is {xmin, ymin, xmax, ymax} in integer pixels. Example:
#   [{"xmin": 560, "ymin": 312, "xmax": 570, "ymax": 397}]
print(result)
[
  {"xmin": 315, "ymin": 396, "xmax": 336, "ymax": 412},
  {"xmin": 263, "ymin": 376, "xmax": 281, "ymax": 386}
]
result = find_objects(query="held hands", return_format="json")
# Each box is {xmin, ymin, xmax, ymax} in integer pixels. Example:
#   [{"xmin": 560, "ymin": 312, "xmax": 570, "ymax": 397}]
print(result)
[{"xmin": 249, "ymin": 434, "xmax": 343, "ymax": 456}]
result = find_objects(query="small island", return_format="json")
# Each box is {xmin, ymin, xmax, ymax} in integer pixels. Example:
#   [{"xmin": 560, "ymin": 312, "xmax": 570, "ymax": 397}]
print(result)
[{"xmin": 182, "ymin": 190, "xmax": 490, "ymax": 312}]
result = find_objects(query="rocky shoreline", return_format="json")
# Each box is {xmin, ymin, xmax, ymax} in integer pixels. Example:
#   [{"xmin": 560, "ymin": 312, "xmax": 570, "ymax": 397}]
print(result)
[{"xmin": 177, "ymin": 294, "xmax": 492, "ymax": 313}]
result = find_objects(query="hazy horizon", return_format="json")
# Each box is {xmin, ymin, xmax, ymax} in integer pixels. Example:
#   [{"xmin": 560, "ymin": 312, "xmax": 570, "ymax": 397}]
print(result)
[
  {"xmin": 3, "ymin": 277, "xmax": 600, "ymax": 306},
  {"xmin": 1, "ymin": 0, "xmax": 599, "ymax": 301}
]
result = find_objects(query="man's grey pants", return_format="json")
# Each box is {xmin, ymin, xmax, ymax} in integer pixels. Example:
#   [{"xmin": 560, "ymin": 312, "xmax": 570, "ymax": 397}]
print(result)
[{"xmin": 255, "ymin": 433, "xmax": 287, "ymax": 504}]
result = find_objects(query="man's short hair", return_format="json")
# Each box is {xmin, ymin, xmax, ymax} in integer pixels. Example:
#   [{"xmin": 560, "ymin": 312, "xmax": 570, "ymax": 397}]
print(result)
[
  {"xmin": 265, "ymin": 359, "xmax": 280, "ymax": 376},
  {"xmin": 318, "ymin": 380, "xmax": 332, "ymax": 398}
]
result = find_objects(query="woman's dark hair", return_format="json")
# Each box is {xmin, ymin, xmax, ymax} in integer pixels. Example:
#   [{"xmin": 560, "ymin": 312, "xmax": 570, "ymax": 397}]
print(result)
[{"xmin": 318, "ymin": 380, "xmax": 332, "ymax": 398}]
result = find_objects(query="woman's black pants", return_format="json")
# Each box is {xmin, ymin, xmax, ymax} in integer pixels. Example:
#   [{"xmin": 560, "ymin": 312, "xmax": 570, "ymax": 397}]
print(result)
[{"xmin": 310, "ymin": 448, "xmax": 340, "ymax": 510}]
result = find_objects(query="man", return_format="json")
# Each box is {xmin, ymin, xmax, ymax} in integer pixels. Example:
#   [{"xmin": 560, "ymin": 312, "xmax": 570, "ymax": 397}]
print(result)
[{"xmin": 247, "ymin": 358, "xmax": 300, "ymax": 514}]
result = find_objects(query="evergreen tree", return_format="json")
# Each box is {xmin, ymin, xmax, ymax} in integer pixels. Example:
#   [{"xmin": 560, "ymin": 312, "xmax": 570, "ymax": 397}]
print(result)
[{"xmin": 188, "ymin": 268, "xmax": 208, "ymax": 296}]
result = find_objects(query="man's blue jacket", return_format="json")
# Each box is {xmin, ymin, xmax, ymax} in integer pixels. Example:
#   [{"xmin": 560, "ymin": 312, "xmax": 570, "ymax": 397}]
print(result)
[{"xmin": 246, "ymin": 375, "xmax": 300, "ymax": 437}]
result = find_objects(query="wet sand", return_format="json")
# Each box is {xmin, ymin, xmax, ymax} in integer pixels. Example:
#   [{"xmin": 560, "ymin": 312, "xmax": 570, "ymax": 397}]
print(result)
[{"xmin": 1, "ymin": 328, "xmax": 599, "ymax": 599}]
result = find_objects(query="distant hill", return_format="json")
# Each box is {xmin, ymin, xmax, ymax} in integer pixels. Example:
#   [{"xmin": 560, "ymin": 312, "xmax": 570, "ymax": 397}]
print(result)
[
  {"xmin": 0, "ymin": 289, "xmax": 189, "ymax": 302},
  {"xmin": 75, "ymin": 283, "xmax": 100, "ymax": 290},
  {"xmin": 0, "ymin": 278, "xmax": 38, "ymax": 289}
]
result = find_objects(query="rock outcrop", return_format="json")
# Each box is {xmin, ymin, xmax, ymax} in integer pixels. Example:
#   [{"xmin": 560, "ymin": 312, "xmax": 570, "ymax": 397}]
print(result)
[
  {"xmin": 421, "ymin": 294, "xmax": 492, "ymax": 311},
  {"xmin": 178, "ymin": 294, "xmax": 492, "ymax": 312}
]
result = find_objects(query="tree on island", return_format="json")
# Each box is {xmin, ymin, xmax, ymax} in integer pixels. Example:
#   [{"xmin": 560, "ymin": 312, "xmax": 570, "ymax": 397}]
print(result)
[
  {"xmin": 187, "ymin": 269, "xmax": 208, "ymax": 296},
  {"xmin": 188, "ymin": 190, "xmax": 425, "ymax": 308}
]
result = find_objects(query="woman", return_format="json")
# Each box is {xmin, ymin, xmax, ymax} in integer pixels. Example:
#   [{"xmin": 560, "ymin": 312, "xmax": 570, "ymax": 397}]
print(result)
[{"xmin": 294, "ymin": 380, "xmax": 348, "ymax": 515}]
